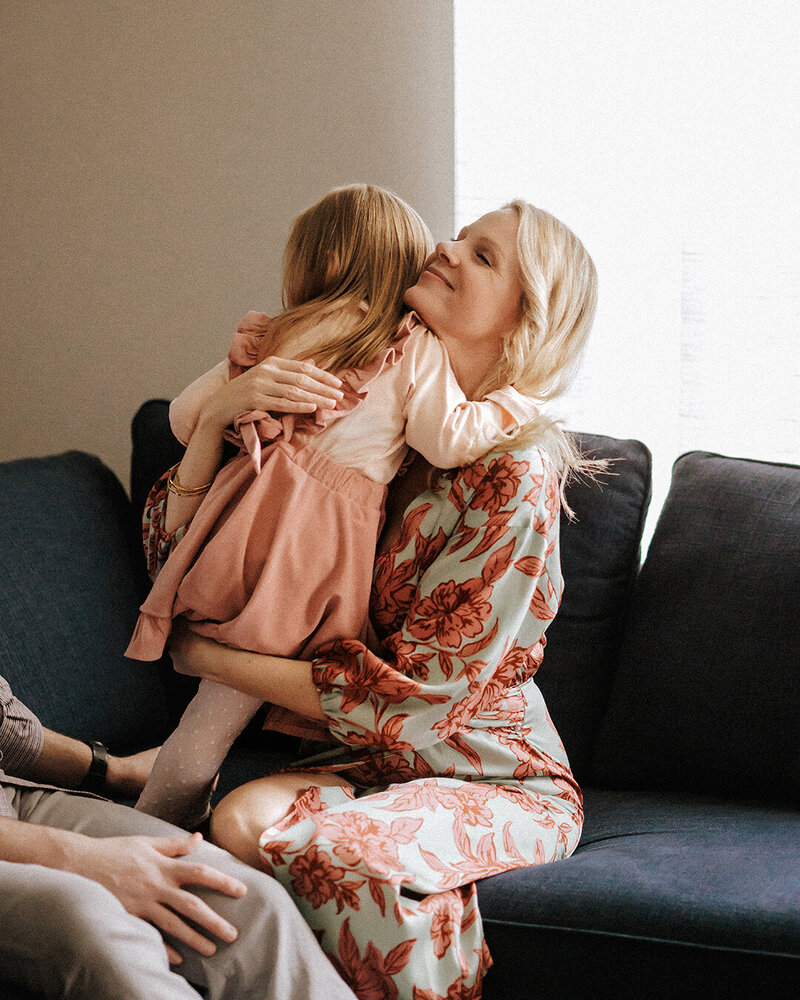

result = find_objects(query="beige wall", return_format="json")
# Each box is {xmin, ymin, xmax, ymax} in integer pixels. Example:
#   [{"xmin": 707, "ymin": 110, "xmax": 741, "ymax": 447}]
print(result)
[{"xmin": 1, "ymin": 1, "xmax": 454, "ymax": 486}]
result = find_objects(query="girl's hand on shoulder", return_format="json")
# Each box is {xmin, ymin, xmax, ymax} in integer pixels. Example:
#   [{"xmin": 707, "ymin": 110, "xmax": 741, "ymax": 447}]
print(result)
[{"xmin": 199, "ymin": 357, "xmax": 344, "ymax": 431}]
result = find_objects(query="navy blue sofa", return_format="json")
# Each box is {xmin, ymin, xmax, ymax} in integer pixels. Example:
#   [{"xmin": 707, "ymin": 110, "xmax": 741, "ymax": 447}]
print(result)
[{"xmin": 1, "ymin": 400, "xmax": 797, "ymax": 999}]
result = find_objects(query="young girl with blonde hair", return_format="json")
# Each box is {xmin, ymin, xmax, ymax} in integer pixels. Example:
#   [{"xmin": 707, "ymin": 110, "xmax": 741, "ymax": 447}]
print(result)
[{"xmin": 126, "ymin": 185, "xmax": 541, "ymax": 829}]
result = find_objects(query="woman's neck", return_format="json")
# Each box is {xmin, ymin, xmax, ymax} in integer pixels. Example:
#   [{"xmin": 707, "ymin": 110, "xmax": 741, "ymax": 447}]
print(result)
[{"xmin": 443, "ymin": 340, "xmax": 500, "ymax": 399}]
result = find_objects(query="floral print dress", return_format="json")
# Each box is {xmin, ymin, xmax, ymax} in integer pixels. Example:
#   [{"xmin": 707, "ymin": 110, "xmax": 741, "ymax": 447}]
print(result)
[{"xmin": 144, "ymin": 446, "xmax": 583, "ymax": 1000}]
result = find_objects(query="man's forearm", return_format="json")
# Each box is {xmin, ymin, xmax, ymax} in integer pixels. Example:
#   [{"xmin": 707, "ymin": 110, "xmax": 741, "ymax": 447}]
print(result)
[
  {"xmin": 26, "ymin": 728, "xmax": 94, "ymax": 788},
  {"xmin": 23, "ymin": 728, "xmax": 159, "ymax": 798},
  {"xmin": 0, "ymin": 815, "xmax": 85, "ymax": 868}
]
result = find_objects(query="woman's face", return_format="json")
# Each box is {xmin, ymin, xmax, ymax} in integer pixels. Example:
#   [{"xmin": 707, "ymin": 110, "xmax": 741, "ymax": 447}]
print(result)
[{"xmin": 404, "ymin": 208, "xmax": 523, "ymax": 361}]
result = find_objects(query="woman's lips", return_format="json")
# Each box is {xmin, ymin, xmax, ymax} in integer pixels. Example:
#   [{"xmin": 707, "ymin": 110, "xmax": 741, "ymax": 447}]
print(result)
[{"xmin": 423, "ymin": 265, "xmax": 452, "ymax": 288}]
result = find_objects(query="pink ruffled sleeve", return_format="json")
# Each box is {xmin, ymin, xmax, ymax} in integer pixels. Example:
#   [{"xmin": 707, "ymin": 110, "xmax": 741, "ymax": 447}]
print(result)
[{"xmin": 402, "ymin": 326, "xmax": 540, "ymax": 468}]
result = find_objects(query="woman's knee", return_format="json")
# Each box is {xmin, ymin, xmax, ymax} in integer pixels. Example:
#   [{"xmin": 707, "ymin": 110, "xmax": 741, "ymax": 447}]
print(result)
[
  {"xmin": 211, "ymin": 772, "xmax": 352, "ymax": 866},
  {"xmin": 210, "ymin": 778, "xmax": 292, "ymax": 866}
]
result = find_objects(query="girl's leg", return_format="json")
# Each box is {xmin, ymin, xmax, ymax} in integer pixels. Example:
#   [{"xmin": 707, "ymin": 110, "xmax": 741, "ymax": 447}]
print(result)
[{"xmin": 136, "ymin": 678, "xmax": 262, "ymax": 829}]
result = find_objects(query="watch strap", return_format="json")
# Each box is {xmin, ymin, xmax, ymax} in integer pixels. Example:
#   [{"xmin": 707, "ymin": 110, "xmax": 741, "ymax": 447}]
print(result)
[{"xmin": 81, "ymin": 740, "xmax": 109, "ymax": 794}]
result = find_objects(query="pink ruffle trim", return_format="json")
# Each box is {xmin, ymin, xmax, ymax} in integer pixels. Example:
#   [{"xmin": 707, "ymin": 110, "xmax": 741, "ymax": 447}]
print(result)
[
  {"xmin": 125, "ymin": 611, "xmax": 172, "ymax": 661},
  {"xmin": 223, "ymin": 310, "xmax": 425, "ymax": 473}
]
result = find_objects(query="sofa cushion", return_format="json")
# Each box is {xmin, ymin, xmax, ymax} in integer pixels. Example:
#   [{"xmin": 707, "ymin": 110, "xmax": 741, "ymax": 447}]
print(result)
[
  {"xmin": 592, "ymin": 451, "xmax": 800, "ymax": 802},
  {"xmin": 478, "ymin": 787, "xmax": 800, "ymax": 999},
  {"xmin": 535, "ymin": 433, "xmax": 651, "ymax": 783},
  {"xmin": 130, "ymin": 398, "xmax": 186, "ymax": 521},
  {"xmin": 0, "ymin": 451, "xmax": 171, "ymax": 753}
]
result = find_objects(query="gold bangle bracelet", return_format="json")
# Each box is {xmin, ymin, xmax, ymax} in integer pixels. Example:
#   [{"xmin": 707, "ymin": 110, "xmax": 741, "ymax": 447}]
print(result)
[{"xmin": 166, "ymin": 462, "xmax": 214, "ymax": 497}]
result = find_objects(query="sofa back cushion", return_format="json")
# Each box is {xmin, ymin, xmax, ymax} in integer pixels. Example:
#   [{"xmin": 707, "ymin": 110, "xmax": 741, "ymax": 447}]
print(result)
[
  {"xmin": 593, "ymin": 451, "xmax": 800, "ymax": 802},
  {"xmin": 0, "ymin": 451, "xmax": 172, "ymax": 752},
  {"xmin": 538, "ymin": 433, "xmax": 652, "ymax": 782},
  {"xmin": 130, "ymin": 399, "xmax": 186, "ymax": 521}
]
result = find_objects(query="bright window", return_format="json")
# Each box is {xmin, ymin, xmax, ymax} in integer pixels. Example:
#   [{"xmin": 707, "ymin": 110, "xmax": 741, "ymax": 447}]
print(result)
[{"xmin": 455, "ymin": 1, "xmax": 800, "ymax": 544}]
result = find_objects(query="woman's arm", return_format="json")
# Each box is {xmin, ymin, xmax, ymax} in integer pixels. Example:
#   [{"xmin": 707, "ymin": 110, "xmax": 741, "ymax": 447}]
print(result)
[
  {"xmin": 168, "ymin": 624, "xmax": 325, "ymax": 722},
  {"xmin": 166, "ymin": 448, "xmax": 562, "ymax": 749},
  {"xmin": 311, "ymin": 448, "xmax": 562, "ymax": 752}
]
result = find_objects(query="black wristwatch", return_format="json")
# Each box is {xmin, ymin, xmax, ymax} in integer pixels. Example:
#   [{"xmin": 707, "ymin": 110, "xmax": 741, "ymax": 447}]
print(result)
[{"xmin": 81, "ymin": 740, "xmax": 109, "ymax": 794}]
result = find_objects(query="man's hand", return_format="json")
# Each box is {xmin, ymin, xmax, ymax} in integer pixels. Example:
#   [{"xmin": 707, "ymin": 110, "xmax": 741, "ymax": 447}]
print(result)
[
  {"xmin": 0, "ymin": 819, "xmax": 247, "ymax": 966},
  {"xmin": 105, "ymin": 746, "xmax": 161, "ymax": 798},
  {"xmin": 65, "ymin": 830, "xmax": 246, "ymax": 964}
]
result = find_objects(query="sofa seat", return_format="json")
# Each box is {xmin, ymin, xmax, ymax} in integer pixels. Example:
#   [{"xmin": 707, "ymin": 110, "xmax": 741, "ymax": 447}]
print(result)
[{"xmin": 478, "ymin": 787, "xmax": 800, "ymax": 999}]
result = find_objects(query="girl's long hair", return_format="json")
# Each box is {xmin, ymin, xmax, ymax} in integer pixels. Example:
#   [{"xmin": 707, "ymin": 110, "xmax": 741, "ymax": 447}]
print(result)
[{"xmin": 257, "ymin": 184, "xmax": 432, "ymax": 371}]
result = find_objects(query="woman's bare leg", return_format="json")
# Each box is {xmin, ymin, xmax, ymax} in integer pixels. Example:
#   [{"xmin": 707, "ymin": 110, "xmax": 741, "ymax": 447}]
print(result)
[{"xmin": 210, "ymin": 772, "xmax": 354, "ymax": 867}]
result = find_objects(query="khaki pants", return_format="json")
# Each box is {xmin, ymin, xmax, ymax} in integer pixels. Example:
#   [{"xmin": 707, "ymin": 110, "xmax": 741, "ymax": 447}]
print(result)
[{"xmin": 1, "ymin": 786, "xmax": 356, "ymax": 1000}]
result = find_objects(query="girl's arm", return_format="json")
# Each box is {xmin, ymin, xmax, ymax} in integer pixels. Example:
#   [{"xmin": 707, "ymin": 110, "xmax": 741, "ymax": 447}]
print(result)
[
  {"xmin": 403, "ymin": 330, "xmax": 540, "ymax": 468},
  {"xmin": 163, "ymin": 357, "xmax": 345, "ymax": 534}
]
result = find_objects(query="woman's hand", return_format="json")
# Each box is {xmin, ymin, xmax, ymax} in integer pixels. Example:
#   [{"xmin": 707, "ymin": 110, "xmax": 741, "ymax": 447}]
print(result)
[
  {"xmin": 168, "ymin": 621, "xmax": 213, "ymax": 680},
  {"xmin": 163, "ymin": 358, "xmax": 344, "ymax": 536},
  {"xmin": 200, "ymin": 357, "xmax": 344, "ymax": 434},
  {"xmin": 168, "ymin": 624, "xmax": 325, "ymax": 721}
]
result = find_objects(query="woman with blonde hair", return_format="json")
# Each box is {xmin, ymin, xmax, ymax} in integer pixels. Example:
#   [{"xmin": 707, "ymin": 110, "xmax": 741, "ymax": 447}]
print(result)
[
  {"xmin": 127, "ymin": 186, "xmax": 543, "ymax": 831},
  {"xmin": 139, "ymin": 197, "xmax": 598, "ymax": 998}
]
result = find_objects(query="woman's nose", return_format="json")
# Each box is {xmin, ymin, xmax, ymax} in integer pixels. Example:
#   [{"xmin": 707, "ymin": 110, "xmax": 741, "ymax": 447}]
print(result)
[{"xmin": 436, "ymin": 240, "xmax": 458, "ymax": 264}]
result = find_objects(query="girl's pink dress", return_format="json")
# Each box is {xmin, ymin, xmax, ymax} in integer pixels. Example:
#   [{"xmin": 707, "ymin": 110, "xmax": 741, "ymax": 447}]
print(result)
[{"xmin": 126, "ymin": 310, "xmax": 539, "ymax": 744}]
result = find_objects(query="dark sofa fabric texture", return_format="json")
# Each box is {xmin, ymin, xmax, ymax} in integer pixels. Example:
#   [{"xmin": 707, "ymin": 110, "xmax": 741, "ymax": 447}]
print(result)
[
  {"xmin": 536, "ymin": 433, "xmax": 651, "ymax": 784},
  {"xmin": 0, "ymin": 451, "xmax": 171, "ymax": 753},
  {"xmin": 593, "ymin": 451, "xmax": 800, "ymax": 802}
]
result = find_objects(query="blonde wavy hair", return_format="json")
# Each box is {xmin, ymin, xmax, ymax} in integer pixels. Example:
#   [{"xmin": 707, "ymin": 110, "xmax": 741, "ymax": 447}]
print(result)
[
  {"xmin": 475, "ymin": 200, "xmax": 601, "ymax": 505},
  {"xmin": 257, "ymin": 184, "xmax": 432, "ymax": 371}
]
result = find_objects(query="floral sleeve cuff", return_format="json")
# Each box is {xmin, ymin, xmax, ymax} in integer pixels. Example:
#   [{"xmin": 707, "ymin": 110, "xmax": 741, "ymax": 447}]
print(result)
[{"xmin": 141, "ymin": 470, "xmax": 186, "ymax": 581}]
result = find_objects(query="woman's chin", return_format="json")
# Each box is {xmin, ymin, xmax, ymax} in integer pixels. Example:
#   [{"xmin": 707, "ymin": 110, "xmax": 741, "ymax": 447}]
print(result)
[{"xmin": 404, "ymin": 286, "xmax": 434, "ymax": 327}]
